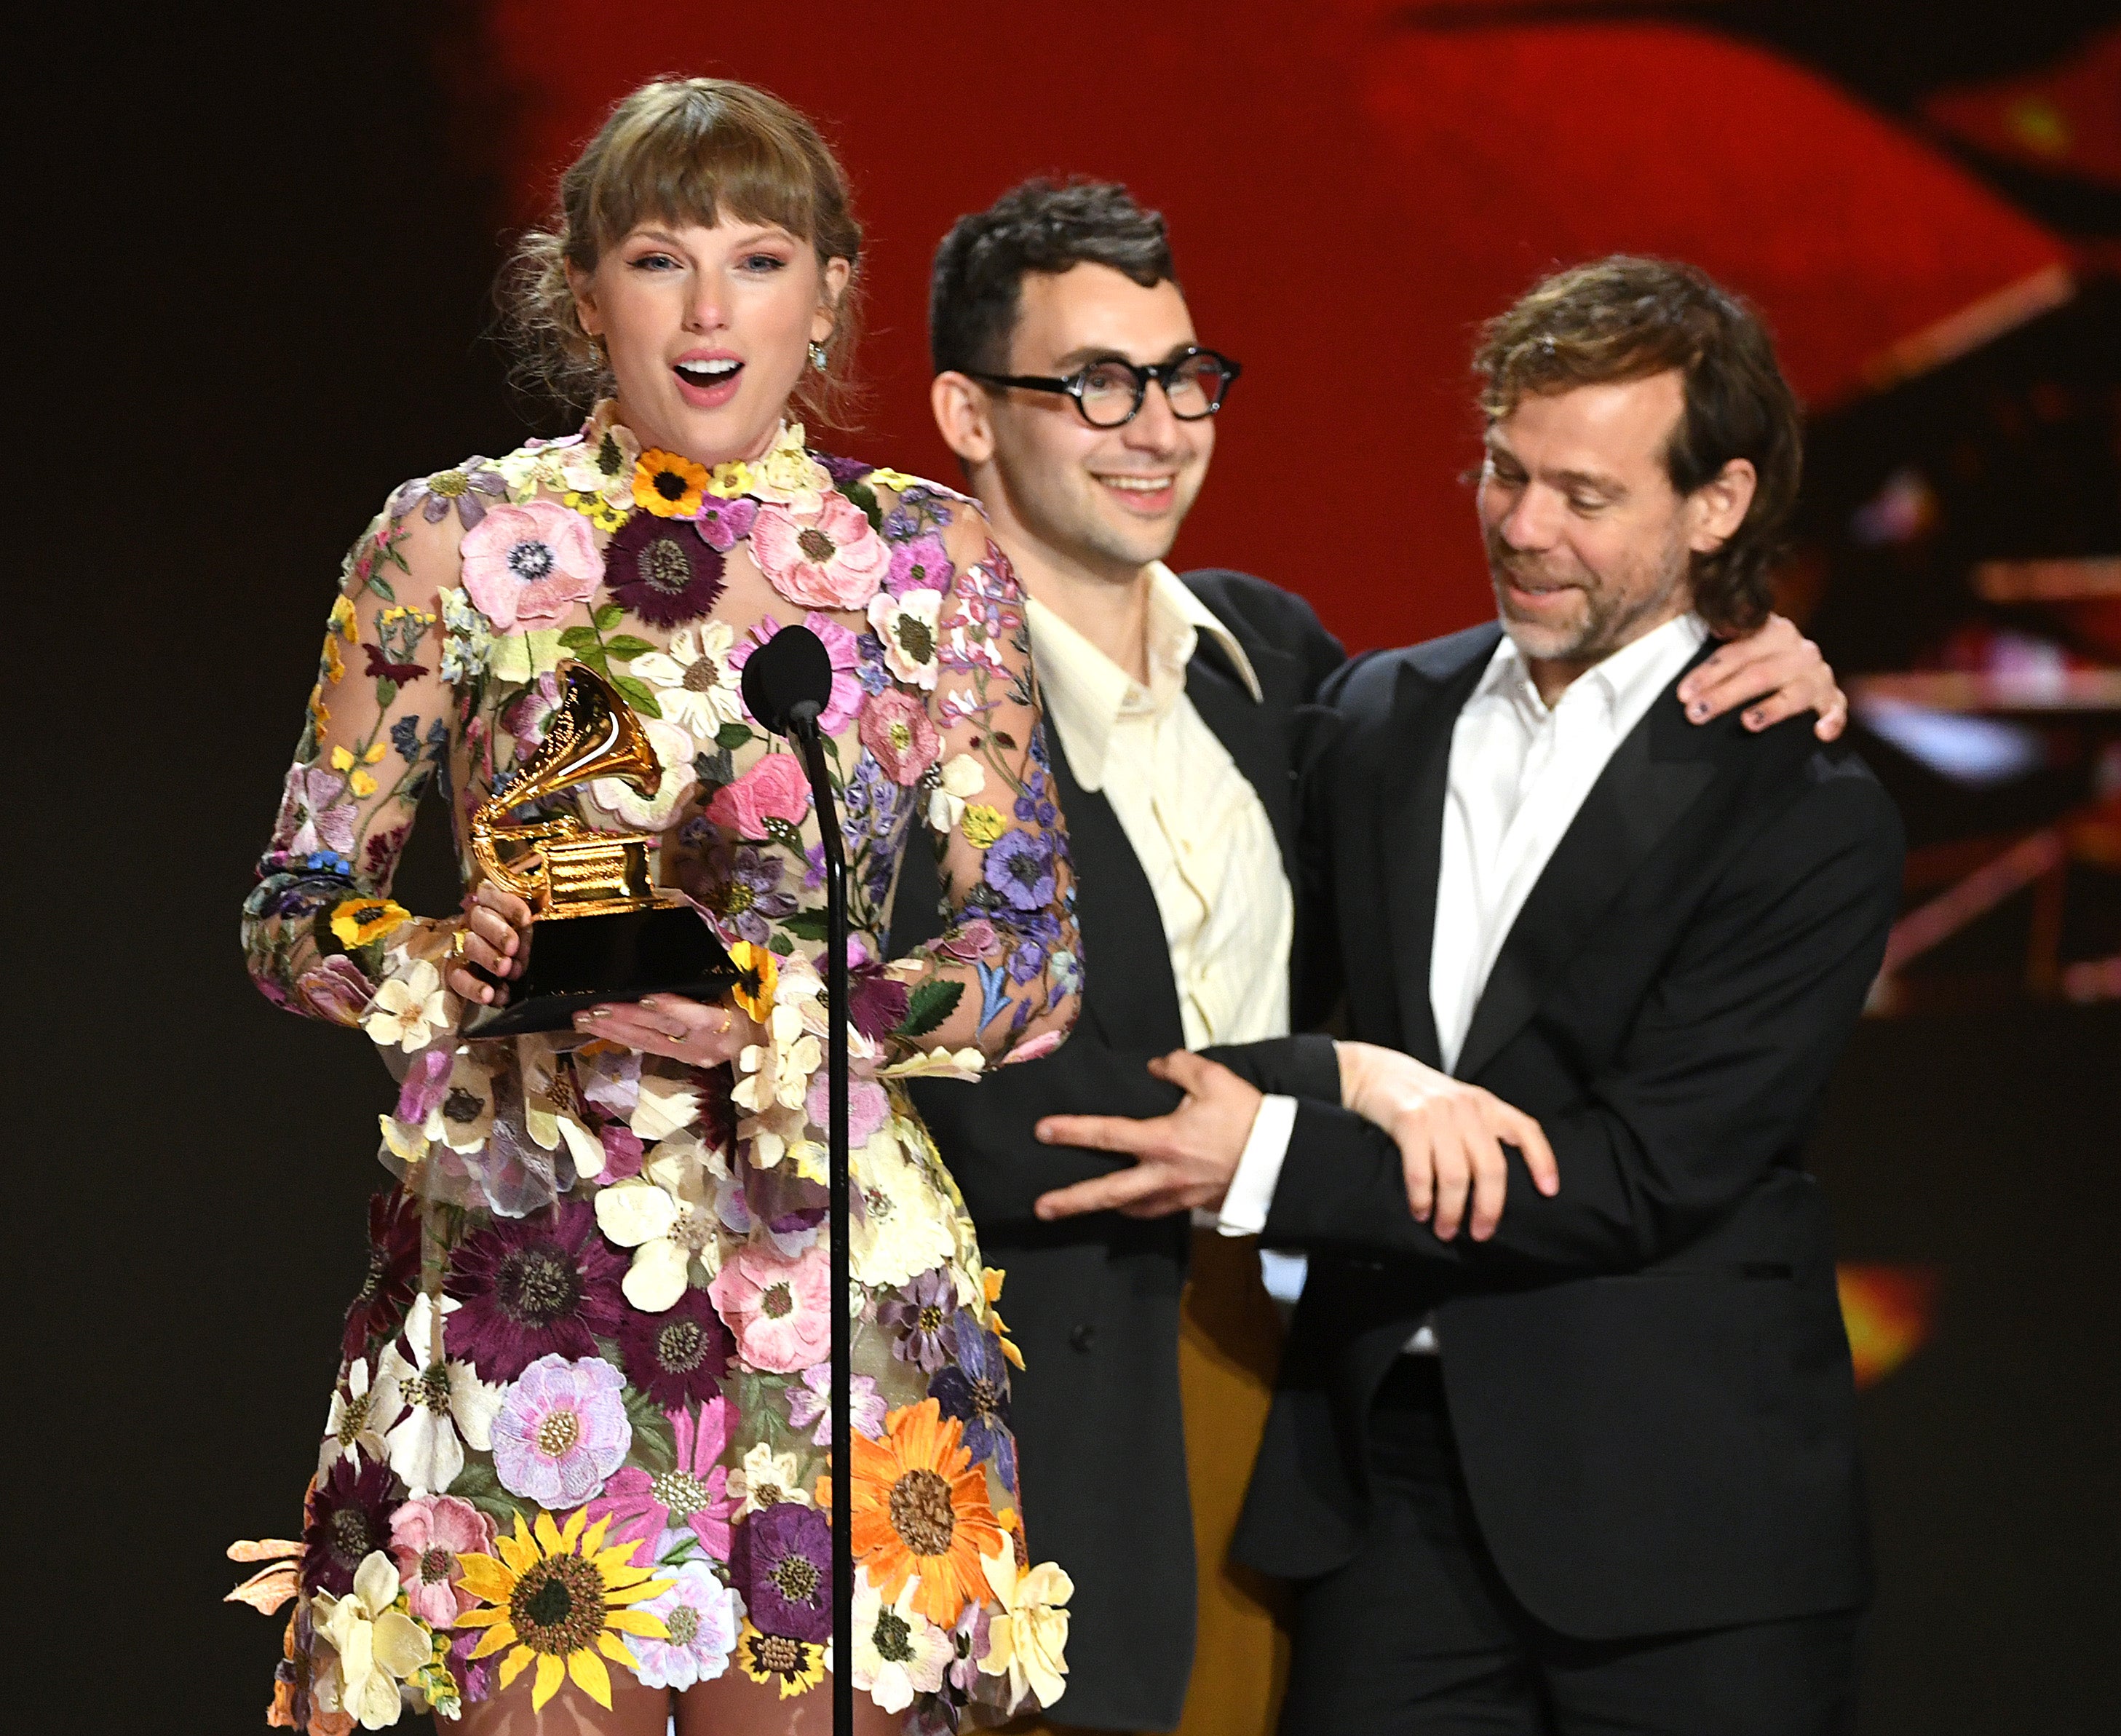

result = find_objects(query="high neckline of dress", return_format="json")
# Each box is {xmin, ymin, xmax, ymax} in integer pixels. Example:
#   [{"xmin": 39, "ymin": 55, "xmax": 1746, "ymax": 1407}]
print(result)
[{"xmin": 582, "ymin": 397, "xmax": 807, "ymax": 474}]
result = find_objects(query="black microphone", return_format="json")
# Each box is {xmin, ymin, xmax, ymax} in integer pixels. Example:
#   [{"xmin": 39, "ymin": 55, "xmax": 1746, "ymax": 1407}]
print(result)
[
  {"xmin": 740, "ymin": 623, "xmax": 835, "ymax": 737},
  {"xmin": 733, "ymin": 617, "xmax": 857, "ymax": 1733}
]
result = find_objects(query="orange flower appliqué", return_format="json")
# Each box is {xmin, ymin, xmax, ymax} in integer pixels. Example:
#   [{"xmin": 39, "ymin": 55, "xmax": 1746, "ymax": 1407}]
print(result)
[
  {"xmin": 849, "ymin": 1398, "xmax": 1004, "ymax": 1627},
  {"xmin": 633, "ymin": 449, "xmax": 710, "ymax": 518}
]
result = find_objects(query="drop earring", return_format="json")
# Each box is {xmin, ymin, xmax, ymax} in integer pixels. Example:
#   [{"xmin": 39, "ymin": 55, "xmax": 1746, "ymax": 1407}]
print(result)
[{"xmin": 808, "ymin": 340, "xmax": 829, "ymax": 373}]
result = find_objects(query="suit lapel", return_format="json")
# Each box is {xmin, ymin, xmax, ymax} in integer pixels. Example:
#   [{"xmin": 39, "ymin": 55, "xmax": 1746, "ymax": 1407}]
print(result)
[
  {"xmin": 1379, "ymin": 645, "xmax": 1497, "ymax": 1065},
  {"xmin": 1044, "ymin": 716, "xmax": 1189, "ymax": 1055},
  {"xmin": 1185, "ymin": 638, "xmax": 1301, "ymax": 881},
  {"xmin": 1451, "ymin": 656, "xmax": 1724, "ymax": 1081}
]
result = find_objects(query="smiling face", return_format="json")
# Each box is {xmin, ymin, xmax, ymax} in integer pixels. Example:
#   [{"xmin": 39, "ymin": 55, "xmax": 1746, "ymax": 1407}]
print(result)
[
  {"xmin": 1477, "ymin": 370, "xmax": 1716, "ymax": 692},
  {"xmin": 973, "ymin": 263, "xmax": 1214, "ymax": 581},
  {"xmin": 570, "ymin": 220, "xmax": 850, "ymax": 467}
]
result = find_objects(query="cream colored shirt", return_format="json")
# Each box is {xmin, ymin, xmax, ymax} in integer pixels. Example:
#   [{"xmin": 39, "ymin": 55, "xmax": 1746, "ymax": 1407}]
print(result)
[{"xmin": 1026, "ymin": 563, "xmax": 1293, "ymax": 1053}]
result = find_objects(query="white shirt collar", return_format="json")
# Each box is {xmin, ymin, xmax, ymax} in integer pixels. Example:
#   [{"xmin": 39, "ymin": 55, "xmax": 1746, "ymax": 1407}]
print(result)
[
  {"xmin": 1476, "ymin": 611, "xmax": 1710, "ymax": 733},
  {"xmin": 1028, "ymin": 562, "xmax": 1264, "ymax": 791}
]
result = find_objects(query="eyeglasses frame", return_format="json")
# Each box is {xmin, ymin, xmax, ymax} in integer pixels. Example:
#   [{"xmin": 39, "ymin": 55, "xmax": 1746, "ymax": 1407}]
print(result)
[{"xmin": 964, "ymin": 346, "xmax": 1244, "ymax": 427}]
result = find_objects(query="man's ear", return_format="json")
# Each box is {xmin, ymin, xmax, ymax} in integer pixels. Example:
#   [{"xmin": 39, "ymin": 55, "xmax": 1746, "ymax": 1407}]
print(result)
[
  {"xmin": 1688, "ymin": 457, "xmax": 1757, "ymax": 554},
  {"xmin": 931, "ymin": 371, "xmax": 995, "ymax": 467}
]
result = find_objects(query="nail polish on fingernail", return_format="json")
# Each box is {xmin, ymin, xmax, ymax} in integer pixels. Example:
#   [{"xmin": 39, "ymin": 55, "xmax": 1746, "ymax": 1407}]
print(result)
[{"xmin": 1689, "ymin": 702, "xmax": 1707, "ymax": 720}]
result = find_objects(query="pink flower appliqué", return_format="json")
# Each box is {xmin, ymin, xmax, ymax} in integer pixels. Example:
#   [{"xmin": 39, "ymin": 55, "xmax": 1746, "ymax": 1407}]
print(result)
[
  {"xmin": 459, "ymin": 499, "xmax": 600, "ymax": 631},
  {"xmin": 749, "ymin": 492, "xmax": 891, "ymax": 609},
  {"xmin": 588, "ymin": 1397, "xmax": 738, "ymax": 1560},
  {"xmin": 859, "ymin": 689, "xmax": 942, "ymax": 787},
  {"xmin": 388, "ymin": 1494, "xmax": 495, "ymax": 1627},
  {"xmin": 804, "ymin": 1073, "xmax": 891, "ymax": 1147},
  {"xmin": 488, "ymin": 1353, "xmax": 633, "ymax": 1507},
  {"xmin": 705, "ymin": 753, "xmax": 812, "ymax": 840},
  {"xmin": 707, "ymin": 1242, "xmax": 831, "ymax": 1374}
]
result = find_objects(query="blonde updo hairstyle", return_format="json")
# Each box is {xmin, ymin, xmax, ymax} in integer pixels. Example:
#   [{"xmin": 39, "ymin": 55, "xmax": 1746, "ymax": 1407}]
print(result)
[{"xmin": 502, "ymin": 76, "xmax": 864, "ymax": 427}]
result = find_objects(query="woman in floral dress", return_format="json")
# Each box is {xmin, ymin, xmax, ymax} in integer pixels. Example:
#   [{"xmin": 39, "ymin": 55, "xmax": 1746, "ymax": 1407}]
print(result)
[{"xmin": 237, "ymin": 79, "xmax": 1079, "ymax": 1735}]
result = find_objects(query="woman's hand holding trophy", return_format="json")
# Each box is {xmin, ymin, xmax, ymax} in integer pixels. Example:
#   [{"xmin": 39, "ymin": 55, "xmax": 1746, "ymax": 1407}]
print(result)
[
  {"xmin": 446, "ymin": 881, "xmax": 534, "ymax": 1004},
  {"xmin": 446, "ymin": 881, "xmax": 760, "ymax": 1066}
]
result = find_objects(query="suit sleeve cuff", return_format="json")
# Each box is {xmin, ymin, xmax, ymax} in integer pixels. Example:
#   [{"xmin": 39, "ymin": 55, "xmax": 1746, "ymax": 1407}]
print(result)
[{"xmin": 1218, "ymin": 1093, "xmax": 1298, "ymax": 1236}]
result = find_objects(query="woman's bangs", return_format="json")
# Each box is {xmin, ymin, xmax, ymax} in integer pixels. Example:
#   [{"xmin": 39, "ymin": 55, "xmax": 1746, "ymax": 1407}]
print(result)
[{"xmin": 586, "ymin": 103, "xmax": 821, "ymax": 255}]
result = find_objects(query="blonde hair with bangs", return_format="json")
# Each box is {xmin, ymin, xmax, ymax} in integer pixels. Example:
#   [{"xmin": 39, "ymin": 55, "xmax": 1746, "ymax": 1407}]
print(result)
[{"xmin": 502, "ymin": 77, "xmax": 864, "ymax": 426}]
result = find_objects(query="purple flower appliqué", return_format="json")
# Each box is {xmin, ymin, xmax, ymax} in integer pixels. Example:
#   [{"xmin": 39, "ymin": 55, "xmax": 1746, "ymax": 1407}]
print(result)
[
  {"xmin": 817, "ymin": 451, "xmax": 875, "ymax": 484},
  {"xmin": 443, "ymin": 1200, "xmax": 628, "ymax": 1382},
  {"xmin": 877, "ymin": 1269, "xmax": 959, "ymax": 1374},
  {"xmin": 983, "ymin": 828, "xmax": 1056, "ymax": 912},
  {"xmin": 490, "ymin": 1353, "xmax": 632, "ymax": 1507},
  {"xmin": 391, "ymin": 462, "xmax": 507, "ymax": 529},
  {"xmin": 614, "ymin": 1283, "xmax": 735, "ymax": 1410},
  {"xmin": 301, "ymin": 1453, "xmax": 405, "ymax": 1597},
  {"xmin": 693, "ymin": 496, "xmax": 758, "ymax": 552},
  {"xmin": 849, "ymin": 958, "xmax": 910, "ymax": 1042},
  {"xmin": 929, "ymin": 1310, "xmax": 1013, "ymax": 1475},
  {"xmin": 732, "ymin": 1500, "xmax": 833, "ymax": 1641},
  {"xmin": 946, "ymin": 1598, "xmax": 992, "ymax": 1696},
  {"xmin": 589, "ymin": 1398, "xmax": 737, "ymax": 1560},
  {"xmin": 605, "ymin": 512, "xmax": 726, "ymax": 629},
  {"xmin": 786, "ymin": 1362, "xmax": 886, "ymax": 1446},
  {"xmin": 699, "ymin": 845, "xmax": 798, "ymax": 947},
  {"xmin": 884, "ymin": 531, "xmax": 954, "ymax": 599},
  {"xmin": 341, "ymin": 1189, "xmax": 421, "ymax": 1362}
]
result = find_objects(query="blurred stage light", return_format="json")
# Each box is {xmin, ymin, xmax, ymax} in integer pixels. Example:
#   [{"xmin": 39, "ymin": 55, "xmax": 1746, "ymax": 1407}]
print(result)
[{"xmin": 1856, "ymin": 695, "xmax": 2046, "ymax": 786}]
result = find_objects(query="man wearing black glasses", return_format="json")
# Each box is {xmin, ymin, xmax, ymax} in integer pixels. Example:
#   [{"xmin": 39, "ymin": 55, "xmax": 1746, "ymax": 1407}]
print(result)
[
  {"xmin": 891, "ymin": 178, "xmax": 1336, "ymax": 1736},
  {"xmin": 889, "ymin": 182, "xmax": 1839, "ymax": 1735}
]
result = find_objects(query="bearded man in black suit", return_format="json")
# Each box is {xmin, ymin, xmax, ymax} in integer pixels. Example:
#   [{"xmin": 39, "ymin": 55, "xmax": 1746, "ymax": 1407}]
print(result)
[{"xmin": 1034, "ymin": 256, "xmax": 1900, "ymax": 1736}]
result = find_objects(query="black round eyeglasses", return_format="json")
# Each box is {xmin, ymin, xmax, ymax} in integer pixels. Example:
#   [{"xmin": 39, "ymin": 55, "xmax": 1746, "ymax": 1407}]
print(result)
[{"xmin": 966, "ymin": 346, "xmax": 1242, "ymax": 428}]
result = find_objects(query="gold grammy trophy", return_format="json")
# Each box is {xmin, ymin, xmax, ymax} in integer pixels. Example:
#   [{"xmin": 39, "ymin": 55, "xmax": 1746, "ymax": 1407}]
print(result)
[{"xmin": 460, "ymin": 660, "xmax": 736, "ymax": 1038}]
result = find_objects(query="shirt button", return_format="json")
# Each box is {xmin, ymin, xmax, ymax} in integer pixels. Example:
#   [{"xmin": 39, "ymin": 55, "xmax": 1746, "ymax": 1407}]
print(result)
[{"xmin": 1069, "ymin": 1323, "xmax": 1098, "ymax": 1353}]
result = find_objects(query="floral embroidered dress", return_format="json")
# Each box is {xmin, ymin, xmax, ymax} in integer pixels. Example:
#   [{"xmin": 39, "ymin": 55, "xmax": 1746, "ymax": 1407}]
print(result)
[{"xmin": 237, "ymin": 405, "xmax": 1081, "ymax": 1732}]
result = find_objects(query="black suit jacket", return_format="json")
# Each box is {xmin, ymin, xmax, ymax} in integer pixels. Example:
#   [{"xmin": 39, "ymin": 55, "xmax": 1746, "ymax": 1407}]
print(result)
[
  {"xmin": 1215, "ymin": 622, "xmax": 1905, "ymax": 1641},
  {"xmin": 889, "ymin": 571, "xmax": 1345, "ymax": 1729}
]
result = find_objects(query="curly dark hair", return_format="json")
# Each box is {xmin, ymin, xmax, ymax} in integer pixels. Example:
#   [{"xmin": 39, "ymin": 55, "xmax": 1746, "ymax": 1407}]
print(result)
[
  {"xmin": 929, "ymin": 178, "xmax": 1175, "ymax": 377},
  {"xmin": 1474, "ymin": 255, "xmax": 1801, "ymax": 635}
]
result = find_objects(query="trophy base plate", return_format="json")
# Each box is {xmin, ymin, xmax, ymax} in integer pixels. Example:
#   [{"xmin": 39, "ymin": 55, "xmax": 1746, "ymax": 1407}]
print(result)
[{"xmin": 459, "ymin": 903, "xmax": 741, "ymax": 1039}]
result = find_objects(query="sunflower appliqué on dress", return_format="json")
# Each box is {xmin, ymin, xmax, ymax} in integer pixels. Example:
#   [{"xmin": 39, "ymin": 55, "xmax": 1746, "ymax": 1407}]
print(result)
[{"xmin": 234, "ymin": 406, "xmax": 1081, "ymax": 1730}]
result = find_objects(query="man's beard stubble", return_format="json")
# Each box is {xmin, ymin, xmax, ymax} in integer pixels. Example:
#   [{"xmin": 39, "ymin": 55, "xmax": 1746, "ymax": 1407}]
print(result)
[{"xmin": 1485, "ymin": 523, "xmax": 1692, "ymax": 669}]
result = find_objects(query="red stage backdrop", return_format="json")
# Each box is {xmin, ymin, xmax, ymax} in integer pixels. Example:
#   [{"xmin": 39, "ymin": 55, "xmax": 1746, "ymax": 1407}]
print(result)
[{"xmin": 468, "ymin": 0, "xmax": 2067, "ymax": 651}]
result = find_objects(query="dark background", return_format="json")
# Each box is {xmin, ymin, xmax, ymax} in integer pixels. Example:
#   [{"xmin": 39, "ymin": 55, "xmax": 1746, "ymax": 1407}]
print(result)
[{"xmin": 24, "ymin": 5, "xmax": 2115, "ymax": 1732}]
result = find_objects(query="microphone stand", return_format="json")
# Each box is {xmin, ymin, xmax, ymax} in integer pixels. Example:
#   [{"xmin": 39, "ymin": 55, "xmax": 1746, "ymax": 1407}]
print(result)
[
  {"xmin": 737, "ymin": 624, "xmax": 854, "ymax": 1733},
  {"xmin": 786, "ymin": 710, "xmax": 853, "ymax": 1735}
]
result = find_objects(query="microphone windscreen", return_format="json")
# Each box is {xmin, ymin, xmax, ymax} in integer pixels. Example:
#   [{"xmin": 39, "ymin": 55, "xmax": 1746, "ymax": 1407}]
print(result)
[{"xmin": 740, "ymin": 623, "xmax": 835, "ymax": 737}]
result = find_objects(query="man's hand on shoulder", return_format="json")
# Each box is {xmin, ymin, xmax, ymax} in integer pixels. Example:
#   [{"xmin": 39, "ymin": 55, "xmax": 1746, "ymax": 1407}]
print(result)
[
  {"xmin": 1033, "ymin": 1052, "xmax": 1261, "ymax": 1221},
  {"xmin": 1336, "ymin": 1042, "xmax": 1559, "ymax": 1240}
]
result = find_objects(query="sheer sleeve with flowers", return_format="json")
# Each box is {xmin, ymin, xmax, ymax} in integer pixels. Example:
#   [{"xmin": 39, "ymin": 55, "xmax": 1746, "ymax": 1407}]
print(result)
[
  {"xmin": 242, "ymin": 480, "xmax": 472, "ymax": 1035},
  {"xmin": 867, "ymin": 489, "xmax": 1082, "ymax": 1071}
]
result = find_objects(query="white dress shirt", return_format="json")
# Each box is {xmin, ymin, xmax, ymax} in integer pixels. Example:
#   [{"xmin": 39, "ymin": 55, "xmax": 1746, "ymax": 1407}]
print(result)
[
  {"xmin": 1027, "ymin": 562, "xmax": 1293, "ymax": 1054},
  {"xmin": 1219, "ymin": 613, "xmax": 1710, "ymax": 1341}
]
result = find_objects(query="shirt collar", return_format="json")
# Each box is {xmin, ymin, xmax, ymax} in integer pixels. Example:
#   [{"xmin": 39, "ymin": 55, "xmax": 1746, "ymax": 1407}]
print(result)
[
  {"xmin": 1476, "ymin": 611, "xmax": 1710, "ymax": 732},
  {"xmin": 1026, "ymin": 562, "xmax": 1264, "ymax": 792}
]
